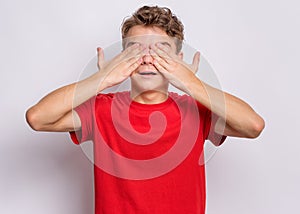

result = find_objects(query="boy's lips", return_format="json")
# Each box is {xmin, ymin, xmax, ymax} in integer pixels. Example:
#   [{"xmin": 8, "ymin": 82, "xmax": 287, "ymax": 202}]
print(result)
[{"xmin": 138, "ymin": 70, "xmax": 158, "ymax": 75}]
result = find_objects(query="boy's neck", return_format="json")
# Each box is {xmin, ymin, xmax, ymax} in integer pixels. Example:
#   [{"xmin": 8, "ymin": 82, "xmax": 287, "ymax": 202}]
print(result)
[{"xmin": 130, "ymin": 90, "xmax": 168, "ymax": 104}]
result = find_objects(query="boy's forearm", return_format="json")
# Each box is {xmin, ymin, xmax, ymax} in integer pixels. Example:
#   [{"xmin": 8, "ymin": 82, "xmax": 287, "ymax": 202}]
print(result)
[
  {"xmin": 26, "ymin": 72, "xmax": 105, "ymax": 130},
  {"xmin": 186, "ymin": 77, "xmax": 265, "ymax": 138}
]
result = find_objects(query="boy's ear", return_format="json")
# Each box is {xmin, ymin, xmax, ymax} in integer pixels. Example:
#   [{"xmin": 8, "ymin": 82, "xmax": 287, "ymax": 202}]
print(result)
[{"xmin": 178, "ymin": 52, "xmax": 183, "ymax": 59}]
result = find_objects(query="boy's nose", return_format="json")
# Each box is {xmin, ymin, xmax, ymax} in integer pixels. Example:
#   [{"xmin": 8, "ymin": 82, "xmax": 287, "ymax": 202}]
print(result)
[{"xmin": 142, "ymin": 48, "xmax": 154, "ymax": 64}]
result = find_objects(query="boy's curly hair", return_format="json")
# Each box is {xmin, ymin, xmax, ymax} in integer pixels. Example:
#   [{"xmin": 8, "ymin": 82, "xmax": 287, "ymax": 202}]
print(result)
[{"xmin": 121, "ymin": 6, "xmax": 184, "ymax": 52}]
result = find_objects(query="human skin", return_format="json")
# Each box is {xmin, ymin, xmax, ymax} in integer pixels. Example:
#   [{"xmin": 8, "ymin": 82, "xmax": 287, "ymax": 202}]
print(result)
[
  {"xmin": 26, "ymin": 25, "xmax": 265, "ymax": 139},
  {"xmin": 26, "ymin": 42, "xmax": 146, "ymax": 132}
]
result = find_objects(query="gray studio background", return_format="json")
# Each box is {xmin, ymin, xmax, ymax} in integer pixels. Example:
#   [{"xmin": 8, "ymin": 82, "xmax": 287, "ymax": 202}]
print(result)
[{"xmin": 1, "ymin": 0, "xmax": 299, "ymax": 213}]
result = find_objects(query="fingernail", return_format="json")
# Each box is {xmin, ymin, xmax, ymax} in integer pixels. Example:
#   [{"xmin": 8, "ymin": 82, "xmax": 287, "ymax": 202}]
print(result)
[{"xmin": 156, "ymin": 43, "xmax": 162, "ymax": 48}]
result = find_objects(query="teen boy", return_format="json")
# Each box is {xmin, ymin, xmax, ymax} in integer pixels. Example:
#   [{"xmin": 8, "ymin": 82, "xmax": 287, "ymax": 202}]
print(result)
[{"xmin": 26, "ymin": 5, "xmax": 264, "ymax": 214}]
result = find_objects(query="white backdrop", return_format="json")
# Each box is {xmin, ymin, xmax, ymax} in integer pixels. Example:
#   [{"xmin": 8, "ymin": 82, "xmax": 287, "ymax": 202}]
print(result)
[{"xmin": 1, "ymin": 0, "xmax": 299, "ymax": 213}]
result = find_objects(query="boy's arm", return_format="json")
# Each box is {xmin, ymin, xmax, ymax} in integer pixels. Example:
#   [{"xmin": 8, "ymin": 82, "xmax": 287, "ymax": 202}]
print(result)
[
  {"xmin": 26, "ymin": 45, "xmax": 145, "ymax": 132},
  {"xmin": 151, "ymin": 44, "xmax": 265, "ymax": 139},
  {"xmin": 191, "ymin": 81, "xmax": 265, "ymax": 138},
  {"xmin": 26, "ymin": 74, "xmax": 102, "ymax": 132}
]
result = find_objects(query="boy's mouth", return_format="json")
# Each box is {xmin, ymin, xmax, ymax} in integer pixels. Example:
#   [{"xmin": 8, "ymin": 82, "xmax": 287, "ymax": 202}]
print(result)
[{"xmin": 138, "ymin": 71, "xmax": 157, "ymax": 75}]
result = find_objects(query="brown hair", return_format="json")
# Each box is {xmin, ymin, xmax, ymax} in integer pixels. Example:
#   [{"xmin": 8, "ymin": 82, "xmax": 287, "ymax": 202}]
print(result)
[{"xmin": 121, "ymin": 6, "xmax": 184, "ymax": 52}]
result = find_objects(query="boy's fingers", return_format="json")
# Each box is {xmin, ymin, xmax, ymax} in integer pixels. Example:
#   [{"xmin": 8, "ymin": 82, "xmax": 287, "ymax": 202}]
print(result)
[
  {"xmin": 150, "ymin": 45, "xmax": 173, "ymax": 65},
  {"xmin": 191, "ymin": 51, "xmax": 200, "ymax": 73},
  {"xmin": 97, "ymin": 47, "xmax": 105, "ymax": 69},
  {"xmin": 127, "ymin": 57, "xmax": 143, "ymax": 73},
  {"xmin": 117, "ymin": 44, "xmax": 144, "ymax": 63}
]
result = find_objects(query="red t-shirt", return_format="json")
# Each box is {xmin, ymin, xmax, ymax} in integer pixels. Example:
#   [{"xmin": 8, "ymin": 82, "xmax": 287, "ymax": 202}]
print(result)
[{"xmin": 70, "ymin": 92, "xmax": 226, "ymax": 214}]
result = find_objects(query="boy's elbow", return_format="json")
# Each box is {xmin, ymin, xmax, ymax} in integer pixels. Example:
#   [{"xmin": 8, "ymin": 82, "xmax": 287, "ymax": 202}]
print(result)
[
  {"xmin": 25, "ymin": 107, "xmax": 44, "ymax": 131},
  {"xmin": 248, "ymin": 116, "xmax": 265, "ymax": 139}
]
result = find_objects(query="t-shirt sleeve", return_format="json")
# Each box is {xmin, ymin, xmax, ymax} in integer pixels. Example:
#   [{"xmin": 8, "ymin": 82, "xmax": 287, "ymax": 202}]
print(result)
[
  {"xmin": 69, "ymin": 97, "xmax": 95, "ymax": 145},
  {"xmin": 203, "ymin": 108, "xmax": 227, "ymax": 147}
]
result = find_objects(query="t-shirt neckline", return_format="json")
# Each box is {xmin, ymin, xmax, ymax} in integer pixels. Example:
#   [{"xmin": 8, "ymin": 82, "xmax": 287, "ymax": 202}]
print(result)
[{"xmin": 117, "ymin": 91, "xmax": 174, "ymax": 110}]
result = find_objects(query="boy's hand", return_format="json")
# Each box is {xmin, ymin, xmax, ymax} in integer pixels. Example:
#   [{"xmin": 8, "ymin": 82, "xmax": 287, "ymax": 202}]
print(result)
[
  {"xmin": 150, "ymin": 43, "xmax": 200, "ymax": 94},
  {"xmin": 96, "ymin": 44, "xmax": 146, "ymax": 90}
]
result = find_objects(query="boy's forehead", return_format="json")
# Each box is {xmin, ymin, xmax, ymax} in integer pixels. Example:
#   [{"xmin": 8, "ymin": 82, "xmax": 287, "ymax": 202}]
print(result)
[
  {"xmin": 125, "ymin": 34, "xmax": 172, "ymax": 43},
  {"xmin": 124, "ymin": 35, "xmax": 177, "ymax": 49},
  {"xmin": 124, "ymin": 25, "xmax": 178, "ymax": 49}
]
